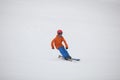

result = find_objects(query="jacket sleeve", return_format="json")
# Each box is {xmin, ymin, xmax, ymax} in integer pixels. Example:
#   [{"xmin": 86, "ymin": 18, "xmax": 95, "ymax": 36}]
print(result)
[
  {"xmin": 51, "ymin": 38, "xmax": 55, "ymax": 49},
  {"xmin": 63, "ymin": 37, "xmax": 68, "ymax": 49}
]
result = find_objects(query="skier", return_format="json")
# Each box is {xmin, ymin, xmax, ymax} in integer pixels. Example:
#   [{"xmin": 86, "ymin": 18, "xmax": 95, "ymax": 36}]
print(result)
[{"xmin": 51, "ymin": 29, "xmax": 72, "ymax": 60}]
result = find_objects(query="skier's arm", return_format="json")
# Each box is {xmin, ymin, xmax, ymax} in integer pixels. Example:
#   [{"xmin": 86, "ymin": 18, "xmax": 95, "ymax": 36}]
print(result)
[
  {"xmin": 51, "ymin": 39, "xmax": 55, "ymax": 49},
  {"xmin": 63, "ymin": 38, "xmax": 68, "ymax": 49}
]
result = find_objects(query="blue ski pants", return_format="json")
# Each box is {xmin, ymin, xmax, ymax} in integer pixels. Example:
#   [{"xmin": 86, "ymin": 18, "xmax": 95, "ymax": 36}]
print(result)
[{"xmin": 58, "ymin": 46, "xmax": 71, "ymax": 59}]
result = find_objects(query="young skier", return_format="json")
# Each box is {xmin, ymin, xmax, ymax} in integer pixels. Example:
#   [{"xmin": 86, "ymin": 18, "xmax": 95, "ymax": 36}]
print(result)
[{"xmin": 51, "ymin": 29, "xmax": 72, "ymax": 60}]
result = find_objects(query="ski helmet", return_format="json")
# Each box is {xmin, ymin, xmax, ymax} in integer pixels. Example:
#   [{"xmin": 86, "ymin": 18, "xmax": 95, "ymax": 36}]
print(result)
[{"xmin": 57, "ymin": 29, "xmax": 63, "ymax": 34}]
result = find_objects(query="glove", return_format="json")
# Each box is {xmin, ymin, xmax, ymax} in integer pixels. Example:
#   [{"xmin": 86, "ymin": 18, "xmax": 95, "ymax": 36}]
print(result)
[{"xmin": 52, "ymin": 47, "xmax": 54, "ymax": 49}]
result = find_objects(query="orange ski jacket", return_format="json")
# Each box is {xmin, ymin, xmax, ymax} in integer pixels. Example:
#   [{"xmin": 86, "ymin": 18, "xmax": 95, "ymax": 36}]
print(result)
[{"xmin": 51, "ymin": 35, "xmax": 68, "ymax": 49}]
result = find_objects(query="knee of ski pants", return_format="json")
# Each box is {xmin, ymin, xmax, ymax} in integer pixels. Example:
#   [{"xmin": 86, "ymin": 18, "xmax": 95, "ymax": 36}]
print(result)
[{"xmin": 58, "ymin": 46, "xmax": 70, "ymax": 58}]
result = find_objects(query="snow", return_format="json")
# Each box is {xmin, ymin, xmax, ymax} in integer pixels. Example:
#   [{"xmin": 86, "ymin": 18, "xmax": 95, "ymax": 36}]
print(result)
[{"xmin": 0, "ymin": 0, "xmax": 120, "ymax": 80}]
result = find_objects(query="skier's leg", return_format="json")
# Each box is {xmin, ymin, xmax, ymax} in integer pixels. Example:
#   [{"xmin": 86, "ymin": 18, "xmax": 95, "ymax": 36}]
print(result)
[
  {"xmin": 58, "ymin": 46, "xmax": 71, "ymax": 60},
  {"xmin": 58, "ymin": 46, "xmax": 66, "ymax": 59},
  {"xmin": 61, "ymin": 47, "xmax": 71, "ymax": 59}
]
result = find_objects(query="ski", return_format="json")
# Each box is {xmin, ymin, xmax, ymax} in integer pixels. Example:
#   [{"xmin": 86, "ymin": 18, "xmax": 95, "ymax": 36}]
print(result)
[{"xmin": 58, "ymin": 55, "xmax": 80, "ymax": 61}]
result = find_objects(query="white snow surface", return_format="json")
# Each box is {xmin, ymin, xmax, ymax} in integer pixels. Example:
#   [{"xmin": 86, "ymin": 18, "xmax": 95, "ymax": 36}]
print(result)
[{"xmin": 0, "ymin": 0, "xmax": 120, "ymax": 80}]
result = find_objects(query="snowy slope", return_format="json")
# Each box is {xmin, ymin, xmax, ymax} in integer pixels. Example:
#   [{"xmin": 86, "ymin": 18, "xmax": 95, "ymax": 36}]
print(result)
[{"xmin": 0, "ymin": 0, "xmax": 120, "ymax": 80}]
